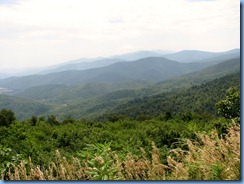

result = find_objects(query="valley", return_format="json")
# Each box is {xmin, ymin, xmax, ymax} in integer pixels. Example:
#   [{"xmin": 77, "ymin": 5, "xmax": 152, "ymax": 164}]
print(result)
[
  {"xmin": 0, "ymin": 49, "xmax": 240, "ymax": 120},
  {"xmin": 0, "ymin": 48, "xmax": 240, "ymax": 180},
  {"xmin": 0, "ymin": 87, "xmax": 12, "ymax": 94}
]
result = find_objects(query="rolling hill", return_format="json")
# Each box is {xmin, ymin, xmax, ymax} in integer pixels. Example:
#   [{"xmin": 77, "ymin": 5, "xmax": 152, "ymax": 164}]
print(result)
[
  {"xmin": 39, "ymin": 58, "xmax": 126, "ymax": 74},
  {"xmin": 13, "ymin": 80, "xmax": 152, "ymax": 104},
  {"xmin": 143, "ymin": 56, "xmax": 240, "ymax": 94},
  {"xmin": 38, "ymin": 49, "xmax": 240, "ymax": 74},
  {"xmin": 0, "ymin": 51, "xmax": 240, "ymax": 120},
  {"xmin": 0, "ymin": 94, "xmax": 51, "ymax": 120},
  {"xmin": 46, "ymin": 57, "xmax": 240, "ymax": 120},
  {"xmin": 39, "ymin": 50, "xmax": 172, "ymax": 74},
  {"xmin": 0, "ymin": 57, "xmax": 217, "ymax": 91},
  {"xmin": 0, "ymin": 48, "xmax": 239, "ymax": 79},
  {"xmin": 45, "ymin": 70, "xmax": 240, "ymax": 121},
  {"xmin": 103, "ymin": 71, "xmax": 240, "ymax": 120},
  {"xmin": 163, "ymin": 48, "xmax": 240, "ymax": 63}
]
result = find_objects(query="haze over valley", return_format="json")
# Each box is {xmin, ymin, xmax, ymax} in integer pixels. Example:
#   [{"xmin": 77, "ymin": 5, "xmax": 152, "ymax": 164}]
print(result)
[{"xmin": 0, "ymin": 48, "xmax": 240, "ymax": 120}]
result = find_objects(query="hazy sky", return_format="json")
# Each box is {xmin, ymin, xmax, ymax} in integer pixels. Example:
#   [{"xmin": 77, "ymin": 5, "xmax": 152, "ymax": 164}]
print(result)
[{"xmin": 0, "ymin": 0, "xmax": 240, "ymax": 69}]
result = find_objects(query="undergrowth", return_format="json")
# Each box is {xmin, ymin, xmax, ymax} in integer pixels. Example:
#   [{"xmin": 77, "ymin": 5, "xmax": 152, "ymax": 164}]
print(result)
[{"xmin": 2, "ymin": 121, "xmax": 240, "ymax": 180}]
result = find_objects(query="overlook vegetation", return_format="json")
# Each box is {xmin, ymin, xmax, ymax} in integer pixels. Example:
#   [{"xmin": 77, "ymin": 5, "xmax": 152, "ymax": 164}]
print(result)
[{"xmin": 0, "ymin": 49, "xmax": 240, "ymax": 180}]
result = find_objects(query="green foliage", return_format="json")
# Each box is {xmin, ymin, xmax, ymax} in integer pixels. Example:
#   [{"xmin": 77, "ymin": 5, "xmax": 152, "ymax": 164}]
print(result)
[
  {"xmin": 62, "ymin": 116, "xmax": 76, "ymax": 124},
  {"xmin": 3, "ymin": 123, "xmax": 240, "ymax": 180},
  {"xmin": 0, "ymin": 95, "xmax": 50, "ymax": 120},
  {"xmin": 0, "ymin": 110, "xmax": 238, "ymax": 180},
  {"xmin": 78, "ymin": 143, "xmax": 122, "ymax": 180},
  {"xmin": 0, "ymin": 58, "xmax": 239, "ymax": 180},
  {"xmin": 46, "ymin": 115, "xmax": 59, "ymax": 125},
  {"xmin": 0, "ymin": 51, "xmax": 240, "ymax": 181},
  {"xmin": 0, "ymin": 109, "xmax": 16, "ymax": 127},
  {"xmin": 216, "ymin": 87, "xmax": 240, "ymax": 120},
  {"xmin": 0, "ymin": 112, "xmax": 229, "ymax": 169},
  {"xmin": 0, "ymin": 145, "xmax": 25, "ymax": 180},
  {"xmin": 210, "ymin": 161, "xmax": 224, "ymax": 180},
  {"xmin": 106, "ymin": 72, "xmax": 240, "ymax": 119},
  {"xmin": 164, "ymin": 111, "xmax": 173, "ymax": 121}
]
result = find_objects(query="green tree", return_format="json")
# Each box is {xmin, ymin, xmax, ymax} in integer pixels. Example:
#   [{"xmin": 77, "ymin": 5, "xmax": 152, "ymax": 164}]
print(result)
[
  {"xmin": 46, "ymin": 115, "xmax": 59, "ymax": 125},
  {"xmin": 216, "ymin": 87, "xmax": 240, "ymax": 120},
  {"xmin": 30, "ymin": 116, "xmax": 38, "ymax": 126},
  {"xmin": 0, "ymin": 109, "xmax": 16, "ymax": 127},
  {"xmin": 164, "ymin": 111, "xmax": 172, "ymax": 121}
]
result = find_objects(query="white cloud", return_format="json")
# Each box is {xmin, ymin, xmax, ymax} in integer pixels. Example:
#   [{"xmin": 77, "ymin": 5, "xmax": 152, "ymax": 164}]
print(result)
[
  {"xmin": 0, "ymin": 0, "xmax": 240, "ymax": 69},
  {"xmin": 0, "ymin": 0, "xmax": 20, "ymax": 6}
]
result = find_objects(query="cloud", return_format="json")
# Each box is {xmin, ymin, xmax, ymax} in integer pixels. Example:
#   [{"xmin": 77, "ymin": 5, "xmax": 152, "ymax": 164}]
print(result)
[
  {"xmin": 0, "ymin": 0, "xmax": 20, "ymax": 6},
  {"xmin": 109, "ymin": 17, "xmax": 124, "ymax": 24},
  {"xmin": 0, "ymin": 0, "xmax": 240, "ymax": 69},
  {"xmin": 188, "ymin": 0, "xmax": 214, "ymax": 2}
]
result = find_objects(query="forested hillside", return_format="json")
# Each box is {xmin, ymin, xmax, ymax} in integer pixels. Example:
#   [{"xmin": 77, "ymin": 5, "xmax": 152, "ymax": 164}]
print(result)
[
  {"xmin": 103, "ymin": 72, "xmax": 240, "ymax": 120},
  {"xmin": 0, "ymin": 84, "xmax": 240, "ymax": 180},
  {"xmin": 45, "ymin": 57, "xmax": 240, "ymax": 120},
  {"xmin": 0, "ymin": 95, "xmax": 50, "ymax": 119},
  {"xmin": 0, "ymin": 56, "xmax": 240, "ymax": 120},
  {"xmin": 145, "ymin": 57, "xmax": 240, "ymax": 94},
  {"xmin": 0, "ymin": 49, "xmax": 240, "ymax": 180},
  {"xmin": 12, "ymin": 81, "xmax": 151, "ymax": 104}
]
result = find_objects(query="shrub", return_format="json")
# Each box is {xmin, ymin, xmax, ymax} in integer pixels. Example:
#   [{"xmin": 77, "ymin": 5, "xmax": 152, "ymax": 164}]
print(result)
[{"xmin": 4, "ymin": 121, "xmax": 240, "ymax": 180}]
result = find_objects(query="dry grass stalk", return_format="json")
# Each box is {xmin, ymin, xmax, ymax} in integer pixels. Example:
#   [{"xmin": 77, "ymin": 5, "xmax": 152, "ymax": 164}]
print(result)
[
  {"xmin": 168, "ymin": 121, "xmax": 240, "ymax": 180},
  {"xmin": 4, "ymin": 122, "xmax": 240, "ymax": 180},
  {"xmin": 6, "ymin": 150, "xmax": 90, "ymax": 180},
  {"xmin": 121, "ymin": 142, "xmax": 168, "ymax": 180}
]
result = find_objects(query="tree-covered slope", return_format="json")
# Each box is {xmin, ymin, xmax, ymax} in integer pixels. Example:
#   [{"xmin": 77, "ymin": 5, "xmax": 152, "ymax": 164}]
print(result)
[
  {"xmin": 14, "ymin": 81, "xmax": 151, "ymax": 104},
  {"xmin": 0, "ymin": 56, "xmax": 240, "ymax": 120},
  {"xmin": 32, "ymin": 56, "xmax": 240, "ymax": 120},
  {"xmin": 47, "ymin": 69, "xmax": 240, "ymax": 121},
  {"xmin": 0, "ymin": 95, "xmax": 51, "ymax": 120},
  {"xmin": 104, "ymin": 72, "xmax": 240, "ymax": 119},
  {"xmin": 144, "ymin": 57, "xmax": 240, "ymax": 95}
]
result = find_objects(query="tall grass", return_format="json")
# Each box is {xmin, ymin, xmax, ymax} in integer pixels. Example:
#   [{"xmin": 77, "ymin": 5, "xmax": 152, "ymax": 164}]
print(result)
[
  {"xmin": 3, "ymin": 121, "xmax": 240, "ymax": 180},
  {"xmin": 166, "ymin": 120, "xmax": 240, "ymax": 180}
]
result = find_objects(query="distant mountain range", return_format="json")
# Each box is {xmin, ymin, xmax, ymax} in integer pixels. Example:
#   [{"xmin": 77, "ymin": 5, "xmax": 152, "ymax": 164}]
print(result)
[
  {"xmin": 142, "ymin": 57, "xmax": 240, "ymax": 95},
  {"xmin": 39, "ymin": 48, "xmax": 239, "ymax": 74},
  {"xmin": 162, "ymin": 48, "xmax": 240, "ymax": 63},
  {"xmin": 0, "ymin": 48, "xmax": 239, "ymax": 78},
  {"xmin": 0, "ymin": 56, "xmax": 229, "ymax": 91},
  {"xmin": 0, "ymin": 48, "xmax": 240, "ymax": 120},
  {"xmin": 109, "ymin": 50, "xmax": 171, "ymax": 60},
  {"xmin": 46, "ymin": 57, "xmax": 240, "ymax": 120},
  {"xmin": 38, "ymin": 50, "xmax": 171, "ymax": 74}
]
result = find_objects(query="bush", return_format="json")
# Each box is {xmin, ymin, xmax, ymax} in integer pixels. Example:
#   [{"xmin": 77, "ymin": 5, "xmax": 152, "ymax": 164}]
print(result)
[
  {"xmin": 0, "ymin": 109, "xmax": 16, "ymax": 127},
  {"xmin": 4, "ymin": 122, "xmax": 240, "ymax": 180},
  {"xmin": 216, "ymin": 87, "xmax": 240, "ymax": 121}
]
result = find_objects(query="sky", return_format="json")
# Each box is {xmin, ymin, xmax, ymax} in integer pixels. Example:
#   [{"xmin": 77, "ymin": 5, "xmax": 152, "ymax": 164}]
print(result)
[{"xmin": 0, "ymin": 0, "xmax": 240, "ymax": 69}]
